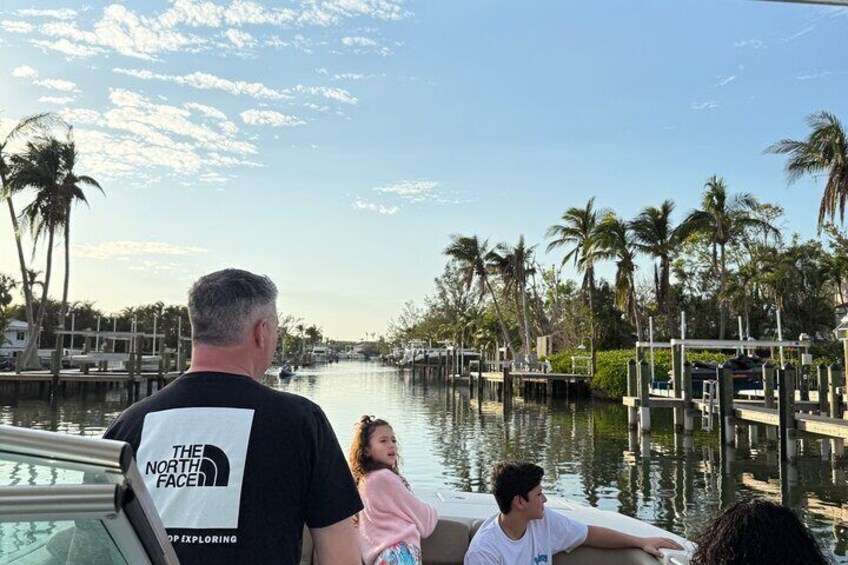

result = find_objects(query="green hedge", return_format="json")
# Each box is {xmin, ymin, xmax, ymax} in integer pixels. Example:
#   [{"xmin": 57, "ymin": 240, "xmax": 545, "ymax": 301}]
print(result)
[
  {"xmin": 547, "ymin": 349, "xmax": 730, "ymax": 399},
  {"xmin": 546, "ymin": 345, "xmax": 847, "ymax": 399}
]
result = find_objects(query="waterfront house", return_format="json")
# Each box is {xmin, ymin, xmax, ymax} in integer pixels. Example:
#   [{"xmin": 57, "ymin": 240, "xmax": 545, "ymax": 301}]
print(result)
[{"xmin": 0, "ymin": 319, "xmax": 28, "ymax": 361}]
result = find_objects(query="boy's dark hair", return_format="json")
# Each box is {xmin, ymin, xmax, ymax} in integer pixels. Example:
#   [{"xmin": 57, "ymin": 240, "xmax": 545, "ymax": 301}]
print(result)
[
  {"xmin": 691, "ymin": 500, "xmax": 831, "ymax": 565},
  {"xmin": 491, "ymin": 462, "xmax": 544, "ymax": 514}
]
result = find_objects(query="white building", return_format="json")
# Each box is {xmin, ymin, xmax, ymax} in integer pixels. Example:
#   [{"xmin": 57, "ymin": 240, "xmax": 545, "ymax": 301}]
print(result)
[{"xmin": 1, "ymin": 320, "xmax": 29, "ymax": 359}]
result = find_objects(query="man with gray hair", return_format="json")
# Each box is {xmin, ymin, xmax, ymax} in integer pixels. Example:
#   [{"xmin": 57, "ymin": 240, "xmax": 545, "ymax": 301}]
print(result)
[{"xmin": 105, "ymin": 269, "xmax": 362, "ymax": 564}]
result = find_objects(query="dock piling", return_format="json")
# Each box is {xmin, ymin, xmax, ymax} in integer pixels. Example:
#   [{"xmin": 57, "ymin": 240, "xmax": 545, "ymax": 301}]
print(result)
[
  {"xmin": 627, "ymin": 360, "xmax": 638, "ymax": 431},
  {"xmin": 638, "ymin": 359, "xmax": 651, "ymax": 434},
  {"xmin": 778, "ymin": 365, "xmax": 798, "ymax": 463},
  {"xmin": 718, "ymin": 363, "xmax": 735, "ymax": 447},
  {"xmin": 829, "ymin": 363, "xmax": 845, "ymax": 461},
  {"xmin": 763, "ymin": 364, "xmax": 777, "ymax": 444}
]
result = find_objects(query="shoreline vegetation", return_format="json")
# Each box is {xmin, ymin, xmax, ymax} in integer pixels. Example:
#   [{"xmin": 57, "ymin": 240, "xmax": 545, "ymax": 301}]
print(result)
[{"xmin": 387, "ymin": 111, "xmax": 848, "ymax": 399}]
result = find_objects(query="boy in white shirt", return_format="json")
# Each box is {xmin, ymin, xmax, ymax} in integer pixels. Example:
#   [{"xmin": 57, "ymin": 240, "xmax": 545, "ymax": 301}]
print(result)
[{"xmin": 465, "ymin": 462, "xmax": 682, "ymax": 565}]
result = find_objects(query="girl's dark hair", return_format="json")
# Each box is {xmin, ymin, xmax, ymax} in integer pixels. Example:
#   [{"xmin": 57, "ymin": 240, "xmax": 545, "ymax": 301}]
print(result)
[
  {"xmin": 348, "ymin": 415, "xmax": 403, "ymax": 487},
  {"xmin": 690, "ymin": 500, "xmax": 831, "ymax": 565}
]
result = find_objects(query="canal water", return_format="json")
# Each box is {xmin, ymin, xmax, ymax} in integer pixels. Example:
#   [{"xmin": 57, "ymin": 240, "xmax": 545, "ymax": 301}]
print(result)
[{"xmin": 2, "ymin": 360, "xmax": 847, "ymax": 562}]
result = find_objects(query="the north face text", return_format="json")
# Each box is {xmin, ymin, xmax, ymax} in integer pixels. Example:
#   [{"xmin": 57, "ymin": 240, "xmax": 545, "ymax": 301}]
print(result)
[{"xmin": 146, "ymin": 444, "xmax": 231, "ymax": 488}]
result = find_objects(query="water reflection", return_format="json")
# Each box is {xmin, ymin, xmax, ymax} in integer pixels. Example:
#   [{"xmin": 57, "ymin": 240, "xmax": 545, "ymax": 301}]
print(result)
[{"xmin": 2, "ymin": 362, "xmax": 846, "ymax": 562}]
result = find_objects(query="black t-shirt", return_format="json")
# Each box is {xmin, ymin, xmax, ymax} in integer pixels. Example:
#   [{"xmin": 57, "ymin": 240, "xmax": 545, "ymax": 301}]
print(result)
[{"xmin": 104, "ymin": 372, "xmax": 362, "ymax": 564}]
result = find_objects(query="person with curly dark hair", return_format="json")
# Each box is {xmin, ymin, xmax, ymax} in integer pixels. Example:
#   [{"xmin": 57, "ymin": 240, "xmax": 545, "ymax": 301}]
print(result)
[
  {"xmin": 349, "ymin": 415, "xmax": 437, "ymax": 565},
  {"xmin": 690, "ymin": 500, "xmax": 831, "ymax": 565}
]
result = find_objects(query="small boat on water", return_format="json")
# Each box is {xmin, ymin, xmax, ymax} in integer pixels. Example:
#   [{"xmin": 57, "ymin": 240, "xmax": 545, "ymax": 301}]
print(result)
[{"xmin": 266, "ymin": 364, "xmax": 296, "ymax": 379}]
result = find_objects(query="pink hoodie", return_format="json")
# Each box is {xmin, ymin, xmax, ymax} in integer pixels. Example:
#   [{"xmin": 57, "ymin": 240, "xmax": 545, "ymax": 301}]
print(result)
[{"xmin": 357, "ymin": 469, "xmax": 438, "ymax": 565}]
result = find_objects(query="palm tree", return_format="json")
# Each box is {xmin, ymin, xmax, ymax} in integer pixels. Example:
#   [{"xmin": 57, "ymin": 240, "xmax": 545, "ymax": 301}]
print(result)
[
  {"xmin": 1, "ymin": 112, "xmax": 59, "ymax": 369},
  {"xmin": 595, "ymin": 212, "xmax": 642, "ymax": 341},
  {"xmin": 10, "ymin": 137, "xmax": 68, "ymax": 368},
  {"xmin": 546, "ymin": 198, "xmax": 602, "ymax": 373},
  {"xmin": 444, "ymin": 234, "xmax": 513, "ymax": 356},
  {"xmin": 55, "ymin": 128, "xmax": 102, "ymax": 346},
  {"xmin": 677, "ymin": 176, "xmax": 776, "ymax": 338},
  {"xmin": 488, "ymin": 235, "xmax": 535, "ymax": 359},
  {"xmin": 631, "ymin": 200, "xmax": 678, "ymax": 338},
  {"xmin": 767, "ymin": 111, "xmax": 848, "ymax": 231}
]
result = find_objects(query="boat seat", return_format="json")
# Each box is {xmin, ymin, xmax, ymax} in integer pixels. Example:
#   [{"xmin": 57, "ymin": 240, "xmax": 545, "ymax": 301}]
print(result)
[
  {"xmin": 421, "ymin": 517, "xmax": 478, "ymax": 565},
  {"xmin": 300, "ymin": 520, "xmax": 662, "ymax": 565}
]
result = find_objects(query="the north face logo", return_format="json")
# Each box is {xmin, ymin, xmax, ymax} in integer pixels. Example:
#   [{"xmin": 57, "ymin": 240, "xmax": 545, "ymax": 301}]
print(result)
[{"xmin": 145, "ymin": 444, "xmax": 231, "ymax": 488}]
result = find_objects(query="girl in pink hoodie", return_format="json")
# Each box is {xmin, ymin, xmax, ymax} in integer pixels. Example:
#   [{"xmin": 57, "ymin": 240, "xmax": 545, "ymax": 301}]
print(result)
[{"xmin": 349, "ymin": 415, "xmax": 438, "ymax": 565}]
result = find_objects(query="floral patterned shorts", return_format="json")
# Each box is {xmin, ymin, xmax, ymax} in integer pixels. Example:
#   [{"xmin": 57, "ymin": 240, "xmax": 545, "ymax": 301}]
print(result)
[{"xmin": 374, "ymin": 541, "xmax": 422, "ymax": 565}]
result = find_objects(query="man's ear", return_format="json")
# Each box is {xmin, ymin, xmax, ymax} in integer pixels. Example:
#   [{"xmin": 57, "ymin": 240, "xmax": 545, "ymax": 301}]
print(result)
[{"xmin": 254, "ymin": 319, "xmax": 266, "ymax": 347}]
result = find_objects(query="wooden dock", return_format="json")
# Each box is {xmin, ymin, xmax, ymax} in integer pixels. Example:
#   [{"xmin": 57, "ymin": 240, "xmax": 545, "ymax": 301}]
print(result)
[
  {"xmin": 0, "ymin": 369, "xmax": 180, "ymax": 402},
  {"xmin": 621, "ymin": 351, "xmax": 848, "ymax": 467},
  {"xmin": 406, "ymin": 351, "xmax": 592, "ymax": 402}
]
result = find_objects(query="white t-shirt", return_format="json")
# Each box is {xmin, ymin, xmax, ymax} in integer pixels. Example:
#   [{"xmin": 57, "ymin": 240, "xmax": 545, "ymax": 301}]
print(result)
[{"xmin": 464, "ymin": 508, "xmax": 589, "ymax": 565}]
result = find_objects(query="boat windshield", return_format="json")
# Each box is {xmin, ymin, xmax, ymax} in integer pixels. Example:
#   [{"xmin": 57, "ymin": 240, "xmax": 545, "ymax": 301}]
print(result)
[{"xmin": 0, "ymin": 425, "xmax": 178, "ymax": 565}]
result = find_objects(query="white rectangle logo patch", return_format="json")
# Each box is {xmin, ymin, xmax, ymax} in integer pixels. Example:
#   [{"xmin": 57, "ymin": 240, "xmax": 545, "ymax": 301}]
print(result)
[{"xmin": 137, "ymin": 407, "xmax": 255, "ymax": 529}]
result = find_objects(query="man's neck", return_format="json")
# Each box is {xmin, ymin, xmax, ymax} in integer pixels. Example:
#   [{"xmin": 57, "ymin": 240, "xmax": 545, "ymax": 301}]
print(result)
[
  {"xmin": 497, "ymin": 512, "xmax": 528, "ymax": 541},
  {"xmin": 187, "ymin": 343, "xmax": 260, "ymax": 380}
]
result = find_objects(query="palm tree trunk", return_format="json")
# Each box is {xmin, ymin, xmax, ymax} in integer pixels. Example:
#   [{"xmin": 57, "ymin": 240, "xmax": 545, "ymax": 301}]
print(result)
[
  {"xmin": 60, "ymin": 206, "xmax": 71, "ymax": 335},
  {"xmin": 21, "ymin": 226, "xmax": 56, "ymax": 370},
  {"xmin": 587, "ymin": 269, "xmax": 596, "ymax": 376},
  {"xmin": 55, "ymin": 207, "xmax": 72, "ymax": 366},
  {"xmin": 630, "ymin": 281, "xmax": 643, "ymax": 341},
  {"xmin": 662, "ymin": 256, "xmax": 673, "ymax": 339},
  {"xmin": 719, "ymin": 243, "xmax": 727, "ymax": 339},
  {"xmin": 520, "ymin": 279, "xmax": 533, "ymax": 358},
  {"xmin": 512, "ymin": 290, "xmax": 528, "ymax": 356},
  {"xmin": 5, "ymin": 188, "xmax": 39, "ymax": 368},
  {"xmin": 483, "ymin": 275, "xmax": 513, "ymax": 356}
]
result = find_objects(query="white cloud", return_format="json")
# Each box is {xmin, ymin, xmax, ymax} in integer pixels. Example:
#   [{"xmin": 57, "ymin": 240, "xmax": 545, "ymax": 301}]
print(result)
[
  {"xmin": 73, "ymin": 240, "xmax": 208, "ymax": 260},
  {"xmin": 61, "ymin": 108, "xmax": 104, "ymax": 124},
  {"xmin": 240, "ymin": 109, "xmax": 305, "ymax": 127},
  {"xmin": 38, "ymin": 96, "xmax": 75, "ymax": 105},
  {"xmin": 714, "ymin": 75, "xmax": 736, "ymax": 87},
  {"xmin": 11, "ymin": 65, "xmax": 39, "ymax": 78},
  {"xmin": 6, "ymin": 1, "xmax": 410, "ymax": 62},
  {"xmin": 30, "ymin": 37, "xmax": 103, "ymax": 57},
  {"xmin": 114, "ymin": 67, "xmax": 293, "ymax": 101},
  {"xmin": 1, "ymin": 20, "xmax": 34, "ymax": 33},
  {"xmin": 291, "ymin": 85, "xmax": 357, "ymax": 105},
  {"xmin": 225, "ymin": 27, "xmax": 255, "ymax": 48},
  {"xmin": 334, "ymin": 73, "xmax": 367, "ymax": 81},
  {"xmin": 34, "ymin": 78, "xmax": 79, "ymax": 92},
  {"xmin": 16, "ymin": 8, "xmax": 78, "ymax": 20},
  {"xmin": 115, "ymin": 67, "xmax": 358, "ymax": 105},
  {"xmin": 368, "ymin": 179, "xmax": 473, "ymax": 206},
  {"xmin": 374, "ymin": 180, "xmax": 439, "ymax": 197},
  {"xmin": 55, "ymin": 89, "xmax": 262, "ymax": 181},
  {"xmin": 38, "ymin": 5, "xmax": 206, "ymax": 61},
  {"xmin": 691, "ymin": 101, "xmax": 718, "ymax": 111},
  {"xmin": 342, "ymin": 36, "xmax": 379, "ymax": 48},
  {"xmin": 352, "ymin": 199, "xmax": 399, "ymax": 215},
  {"xmin": 184, "ymin": 102, "xmax": 228, "ymax": 120},
  {"xmin": 340, "ymin": 35, "xmax": 391, "ymax": 55},
  {"xmin": 734, "ymin": 39, "xmax": 764, "ymax": 49},
  {"xmin": 785, "ymin": 26, "xmax": 815, "ymax": 42},
  {"xmin": 797, "ymin": 71, "xmax": 836, "ymax": 81}
]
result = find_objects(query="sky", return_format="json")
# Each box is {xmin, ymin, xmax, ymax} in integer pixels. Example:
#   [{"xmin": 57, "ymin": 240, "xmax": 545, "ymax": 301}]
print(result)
[{"xmin": 1, "ymin": 0, "xmax": 847, "ymax": 340}]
